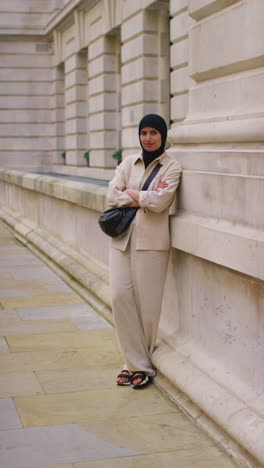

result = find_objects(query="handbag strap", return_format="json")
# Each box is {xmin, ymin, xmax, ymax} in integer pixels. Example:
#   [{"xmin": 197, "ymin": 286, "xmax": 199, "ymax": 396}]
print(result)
[{"xmin": 141, "ymin": 163, "xmax": 162, "ymax": 191}]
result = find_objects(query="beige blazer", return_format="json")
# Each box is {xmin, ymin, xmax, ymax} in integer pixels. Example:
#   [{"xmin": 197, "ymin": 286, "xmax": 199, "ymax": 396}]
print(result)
[{"xmin": 107, "ymin": 151, "xmax": 182, "ymax": 251}]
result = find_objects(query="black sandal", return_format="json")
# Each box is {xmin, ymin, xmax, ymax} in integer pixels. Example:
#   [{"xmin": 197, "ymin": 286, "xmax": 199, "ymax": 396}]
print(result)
[
  {"xmin": 131, "ymin": 372, "xmax": 152, "ymax": 389},
  {"xmin": 116, "ymin": 370, "xmax": 132, "ymax": 386}
]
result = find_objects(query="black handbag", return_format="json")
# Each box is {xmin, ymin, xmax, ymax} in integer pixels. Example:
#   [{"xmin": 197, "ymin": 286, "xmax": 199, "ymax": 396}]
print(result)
[{"xmin": 99, "ymin": 163, "xmax": 162, "ymax": 238}]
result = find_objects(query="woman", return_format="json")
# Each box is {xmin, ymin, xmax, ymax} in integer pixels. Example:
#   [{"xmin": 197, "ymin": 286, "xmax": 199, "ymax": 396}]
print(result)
[{"xmin": 107, "ymin": 114, "xmax": 181, "ymax": 389}]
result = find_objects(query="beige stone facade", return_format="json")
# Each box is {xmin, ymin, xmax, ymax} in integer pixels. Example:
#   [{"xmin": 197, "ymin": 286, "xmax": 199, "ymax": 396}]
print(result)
[
  {"xmin": 0, "ymin": 1, "xmax": 264, "ymax": 466},
  {"xmin": 0, "ymin": 0, "xmax": 171, "ymax": 170}
]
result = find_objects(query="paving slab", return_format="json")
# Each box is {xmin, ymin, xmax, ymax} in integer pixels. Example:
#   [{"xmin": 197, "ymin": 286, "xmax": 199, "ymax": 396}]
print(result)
[
  {"xmin": 0, "ymin": 268, "xmax": 13, "ymax": 278},
  {"xmin": 0, "ymin": 309, "xmax": 20, "ymax": 322},
  {"xmin": 0, "ymin": 289, "xmax": 33, "ymax": 297},
  {"xmin": 0, "ymin": 293, "xmax": 85, "ymax": 309},
  {"xmin": 35, "ymin": 366, "xmax": 121, "ymax": 393},
  {"xmin": 0, "ymin": 285, "xmax": 73, "ymax": 296},
  {"xmin": 5, "ymin": 265, "xmax": 71, "ymax": 283},
  {"xmin": 0, "ymin": 254, "xmax": 42, "ymax": 266},
  {"xmin": 81, "ymin": 411, "xmax": 214, "ymax": 452},
  {"xmin": 0, "ymin": 336, "xmax": 9, "ymax": 352},
  {"xmin": 0, "ymin": 424, "xmax": 145, "ymax": 468},
  {"xmin": 33, "ymin": 465, "xmax": 73, "ymax": 468},
  {"xmin": 0, "ymin": 277, "xmax": 73, "ymax": 294},
  {"xmin": 1, "ymin": 318, "xmax": 77, "ymax": 335},
  {"xmin": 74, "ymin": 447, "xmax": 237, "ymax": 468},
  {"xmin": 0, "ymin": 348, "xmax": 123, "ymax": 373},
  {"xmin": 6, "ymin": 328, "xmax": 117, "ymax": 352},
  {"xmin": 32, "ymin": 465, "xmax": 73, "ymax": 468},
  {"xmin": 0, "ymin": 398, "xmax": 22, "ymax": 430},
  {"xmin": 17, "ymin": 304, "xmax": 111, "ymax": 330},
  {"xmin": 0, "ymin": 371, "xmax": 43, "ymax": 397},
  {"xmin": 0, "ymin": 246, "xmax": 30, "ymax": 254},
  {"xmin": 14, "ymin": 386, "xmax": 178, "ymax": 427}
]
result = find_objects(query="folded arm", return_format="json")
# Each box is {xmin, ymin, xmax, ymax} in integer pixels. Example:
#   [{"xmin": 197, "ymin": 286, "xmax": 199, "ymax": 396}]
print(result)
[
  {"xmin": 124, "ymin": 181, "xmax": 169, "ymax": 204},
  {"xmin": 139, "ymin": 163, "xmax": 181, "ymax": 213},
  {"xmin": 107, "ymin": 158, "xmax": 181, "ymax": 212},
  {"xmin": 107, "ymin": 159, "xmax": 136, "ymax": 207}
]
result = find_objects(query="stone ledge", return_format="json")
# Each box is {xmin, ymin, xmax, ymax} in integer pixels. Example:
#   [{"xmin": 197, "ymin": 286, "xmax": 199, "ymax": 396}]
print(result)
[
  {"xmin": 152, "ymin": 342, "xmax": 264, "ymax": 468},
  {"xmin": 1, "ymin": 167, "xmax": 263, "ymax": 281},
  {"xmin": 171, "ymin": 212, "xmax": 264, "ymax": 281},
  {"xmin": 168, "ymin": 117, "xmax": 264, "ymax": 144},
  {"xmin": 52, "ymin": 164, "xmax": 115, "ymax": 181},
  {"xmin": 0, "ymin": 168, "xmax": 108, "ymax": 213},
  {"xmin": 188, "ymin": 0, "xmax": 240, "ymax": 21},
  {"xmin": 167, "ymin": 146, "xmax": 264, "ymax": 177},
  {"xmin": 154, "ymin": 374, "xmax": 258, "ymax": 468}
]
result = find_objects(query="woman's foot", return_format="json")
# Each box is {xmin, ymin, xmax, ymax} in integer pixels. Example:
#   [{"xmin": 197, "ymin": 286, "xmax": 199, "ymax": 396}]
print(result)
[
  {"xmin": 131, "ymin": 372, "xmax": 152, "ymax": 389},
  {"xmin": 116, "ymin": 369, "xmax": 132, "ymax": 386}
]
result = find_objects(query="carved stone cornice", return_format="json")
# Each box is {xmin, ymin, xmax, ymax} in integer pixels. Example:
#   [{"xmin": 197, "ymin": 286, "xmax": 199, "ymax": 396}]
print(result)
[{"xmin": 44, "ymin": 0, "xmax": 97, "ymax": 35}]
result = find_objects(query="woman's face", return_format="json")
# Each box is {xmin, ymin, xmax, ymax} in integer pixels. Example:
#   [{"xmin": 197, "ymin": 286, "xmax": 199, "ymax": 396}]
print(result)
[{"xmin": 140, "ymin": 126, "xmax": 162, "ymax": 152}]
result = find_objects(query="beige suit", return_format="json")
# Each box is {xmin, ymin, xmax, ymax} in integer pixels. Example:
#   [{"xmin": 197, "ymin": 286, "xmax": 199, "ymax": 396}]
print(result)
[{"xmin": 108, "ymin": 151, "xmax": 181, "ymax": 376}]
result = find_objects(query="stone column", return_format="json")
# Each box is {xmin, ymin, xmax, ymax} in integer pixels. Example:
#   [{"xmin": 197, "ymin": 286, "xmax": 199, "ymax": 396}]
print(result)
[
  {"xmin": 88, "ymin": 33, "xmax": 119, "ymax": 168},
  {"xmin": 0, "ymin": 37, "xmax": 52, "ymax": 170},
  {"xmin": 169, "ymin": 0, "xmax": 264, "ymax": 142},
  {"xmin": 50, "ymin": 64, "xmax": 65, "ymax": 164},
  {"xmin": 64, "ymin": 52, "xmax": 88, "ymax": 166},
  {"xmin": 121, "ymin": 1, "xmax": 170, "ymax": 156},
  {"xmin": 170, "ymin": 0, "xmax": 194, "ymax": 124}
]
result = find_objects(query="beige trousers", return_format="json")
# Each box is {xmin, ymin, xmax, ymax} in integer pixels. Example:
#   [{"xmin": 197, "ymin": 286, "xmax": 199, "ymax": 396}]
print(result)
[{"xmin": 110, "ymin": 225, "xmax": 169, "ymax": 377}]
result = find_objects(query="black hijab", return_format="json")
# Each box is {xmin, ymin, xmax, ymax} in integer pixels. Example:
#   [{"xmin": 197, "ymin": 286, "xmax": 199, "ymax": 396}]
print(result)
[{"xmin": 138, "ymin": 114, "xmax": 167, "ymax": 167}]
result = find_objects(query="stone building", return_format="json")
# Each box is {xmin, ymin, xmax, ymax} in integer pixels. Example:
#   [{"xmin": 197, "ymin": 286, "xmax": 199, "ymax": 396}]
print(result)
[{"xmin": 0, "ymin": 0, "xmax": 263, "ymax": 466}]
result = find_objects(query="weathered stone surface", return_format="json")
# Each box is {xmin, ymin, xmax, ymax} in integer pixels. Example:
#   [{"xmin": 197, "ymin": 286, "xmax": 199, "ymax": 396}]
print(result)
[
  {"xmin": 35, "ymin": 366, "xmax": 118, "ymax": 393},
  {"xmin": 189, "ymin": 0, "xmax": 240, "ymax": 20},
  {"xmin": 0, "ymin": 371, "xmax": 43, "ymax": 397},
  {"xmin": 1, "ymin": 318, "xmax": 77, "ymax": 336},
  {"xmin": 0, "ymin": 348, "xmax": 122, "ymax": 373},
  {"xmin": 14, "ymin": 386, "xmax": 178, "ymax": 427},
  {"xmin": 0, "ymin": 336, "xmax": 9, "ymax": 352},
  {"xmin": 17, "ymin": 303, "xmax": 111, "ymax": 331},
  {"xmin": 75, "ymin": 447, "xmax": 236, "ymax": 468},
  {"xmin": 0, "ymin": 425, "xmax": 145, "ymax": 468},
  {"xmin": 6, "ymin": 328, "xmax": 117, "ymax": 352},
  {"xmin": 0, "ymin": 398, "xmax": 22, "ymax": 430},
  {"xmin": 190, "ymin": 0, "xmax": 263, "ymax": 80},
  {"xmin": 0, "ymin": 294, "xmax": 84, "ymax": 310}
]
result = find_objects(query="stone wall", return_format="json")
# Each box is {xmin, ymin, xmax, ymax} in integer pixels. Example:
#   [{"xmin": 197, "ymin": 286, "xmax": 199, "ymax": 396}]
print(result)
[
  {"xmin": 159, "ymin": 1, "xmax": 264, "ymax": 466},
  {"xmin": 0, "ymin": 0, "xmax": 172, "ymax": 170},
  {"xmin": 0, "ymin": 0, "xmax": 53, "ymax": 169}
]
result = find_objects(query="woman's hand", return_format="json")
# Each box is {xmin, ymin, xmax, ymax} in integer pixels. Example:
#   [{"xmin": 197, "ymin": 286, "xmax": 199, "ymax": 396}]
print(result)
[
  {"xmin": 127, "ymin": 201, "xmax": 140, "ymax": 207},
  {"xmin": 124, "ymin": 188, "xmax": 140, "ymax": 203},
  {"xmin": 155, "ymin": 181, "xmax": 168, "ymax": 190}
]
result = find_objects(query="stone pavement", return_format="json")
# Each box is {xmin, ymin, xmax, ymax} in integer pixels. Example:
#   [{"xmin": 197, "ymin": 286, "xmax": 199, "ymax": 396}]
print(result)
[{"xmin": 0, "ymin": 220, "xmax": 237, "ymax": 468}]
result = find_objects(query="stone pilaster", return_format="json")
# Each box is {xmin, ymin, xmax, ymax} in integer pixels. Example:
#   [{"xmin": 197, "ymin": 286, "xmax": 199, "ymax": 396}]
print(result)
[
  {"xmin": 50, "ymin": 64, "xmax": 65, "ymax": 164},
  {"xmin": 170, "ymin": 0, "xmax": 194, "ymax": 124},
  {"xmin": 169, "ymin": 0, "xmax": 264, "ymax": 143},
  {"xmin": 88, "ymin": 32, "xmax": 120, "ymax": 168},
  {"xmin": 0, "ymin": 37, "xmax": 52, "ymax": 170},
  {"xmin": 121, "ymin": 2, "xmax": 170, "ymax": 156},
  {"xmin": 64, "ymin": 52, "xmax": 88, "ymax": 166}
]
